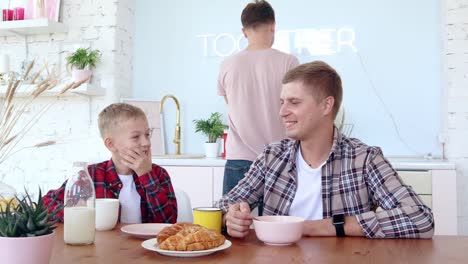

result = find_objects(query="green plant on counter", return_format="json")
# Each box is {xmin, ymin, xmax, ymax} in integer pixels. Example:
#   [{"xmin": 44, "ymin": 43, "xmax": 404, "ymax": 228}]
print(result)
[
  {"xmin": 0, "ymin": 188, "xmax": 61, "ymax": 237},
  {"xmin": 66, "ymin": 48, "xmax": 101, "ymax": 70},
  {"xmin": 193, "ymin": 112, "xmax": 228, "ymax": 143}
]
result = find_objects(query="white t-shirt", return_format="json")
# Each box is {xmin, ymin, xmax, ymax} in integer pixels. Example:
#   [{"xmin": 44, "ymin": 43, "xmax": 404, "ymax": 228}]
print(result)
[
  {"xmin": 288, "ymin": 147, "xmax": 324, "ymax": 220},
  {"xmin": 118, "ymin": 174, "xmax": 142, "ymax": 224}
]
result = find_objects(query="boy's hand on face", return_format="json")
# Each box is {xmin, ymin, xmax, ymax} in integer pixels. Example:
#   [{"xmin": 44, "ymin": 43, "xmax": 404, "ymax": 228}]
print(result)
[{"xmin": 120, "ymin": 147, "xmax": 152, "ymax": 176}]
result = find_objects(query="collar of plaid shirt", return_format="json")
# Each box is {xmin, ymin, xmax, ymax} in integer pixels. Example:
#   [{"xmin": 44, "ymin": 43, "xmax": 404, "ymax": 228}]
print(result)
[{"xmin": 284, "ymin": 126, "xmax": 343, "ymax": 174}]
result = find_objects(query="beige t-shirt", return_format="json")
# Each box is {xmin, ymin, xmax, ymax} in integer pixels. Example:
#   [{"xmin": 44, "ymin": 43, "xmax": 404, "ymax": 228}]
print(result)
[{"xmin": 217, "ymin": 48, "xmax": 299, "ymax": 161}]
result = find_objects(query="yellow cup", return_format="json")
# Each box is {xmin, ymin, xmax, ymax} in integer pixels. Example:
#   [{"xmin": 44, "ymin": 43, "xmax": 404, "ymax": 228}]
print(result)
[{"xmin": 193, "ymin": 207, "xmax": 222, "ymax": 233}]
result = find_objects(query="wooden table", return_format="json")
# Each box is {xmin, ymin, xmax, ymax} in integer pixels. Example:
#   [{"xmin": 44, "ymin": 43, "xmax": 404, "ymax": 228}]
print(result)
[{"xmin": 50, "ymin": 224, "xmax": 468, "ymax": 263}]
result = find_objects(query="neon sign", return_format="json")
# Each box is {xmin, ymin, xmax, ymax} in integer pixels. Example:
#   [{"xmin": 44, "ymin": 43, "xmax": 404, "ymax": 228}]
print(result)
[{"xmin": 196, "ymin": 27, "xmax": 357, "ymax": 57}]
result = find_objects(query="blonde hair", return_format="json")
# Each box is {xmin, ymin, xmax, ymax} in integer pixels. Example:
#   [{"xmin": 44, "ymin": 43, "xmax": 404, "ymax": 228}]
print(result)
[
  {"xmin": 98, "ymin": 103, "xmax": 147, "ymax": 137},
  {"xmin": 282, "ymin": 61, "xmax": 343, "ymax": 119}
]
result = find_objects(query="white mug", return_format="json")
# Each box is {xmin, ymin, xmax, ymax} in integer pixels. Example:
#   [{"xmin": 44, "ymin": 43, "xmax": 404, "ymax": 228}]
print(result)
[{"xmin": 95, "ymin": 198, "xmax": 119, "ymax": 231}]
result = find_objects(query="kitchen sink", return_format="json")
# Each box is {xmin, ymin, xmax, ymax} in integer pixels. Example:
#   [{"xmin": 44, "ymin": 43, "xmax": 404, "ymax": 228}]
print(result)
[{"xmin": 152, "ymin": 154, "xmax": 205, "ymax": 159}]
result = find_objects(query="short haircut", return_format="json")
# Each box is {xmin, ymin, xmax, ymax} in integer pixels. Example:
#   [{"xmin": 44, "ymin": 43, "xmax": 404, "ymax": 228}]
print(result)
[
  {"xmin": 98, "ymin": 103, "xmax": 147, "ymax": 138},
  {"xmin": 282, "ymin": 61, "xmax": 343, "ymax": 119},
  {"xmin": 241, "ymin": 0, "xmax": 275, "ymax": 28}
]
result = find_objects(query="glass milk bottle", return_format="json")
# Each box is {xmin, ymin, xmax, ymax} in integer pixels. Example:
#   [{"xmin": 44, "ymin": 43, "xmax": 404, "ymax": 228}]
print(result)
[{"xmin": 64, "ymin": 162, "xmax": 96, "ymax": 245}]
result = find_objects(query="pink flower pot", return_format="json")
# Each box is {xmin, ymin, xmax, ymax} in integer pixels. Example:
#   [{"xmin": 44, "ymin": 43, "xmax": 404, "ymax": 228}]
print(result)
[
  {"xmin": 71, "ymin": 69, "xmax": 92, "ymax": 83},
  {"xmin": 0, "ymin": 231, "xmax": 55, "ymax": 264}
]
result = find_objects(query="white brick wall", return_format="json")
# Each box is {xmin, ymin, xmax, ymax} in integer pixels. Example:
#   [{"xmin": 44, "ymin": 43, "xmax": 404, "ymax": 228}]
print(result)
[
  {"xmin": 444, "ymin": 0, "xmax": 468, "ymax": 234},
  {"xmin": 114, "ymin": 0, "xmax": 135, "ymax": 98},
  {"xmin": 0, "ymin": 0, "xmax": 135, "ymax": 197}
]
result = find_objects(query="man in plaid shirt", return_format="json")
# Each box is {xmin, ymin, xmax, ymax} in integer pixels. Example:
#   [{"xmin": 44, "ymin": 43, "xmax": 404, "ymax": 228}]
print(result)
[
  {"xmin": 219, "ymin": 61, "xmax": 434, "ymax": 239},
  {"xmin": 44, "ymin": 103, "xmax": 177, "ymax": 224}
]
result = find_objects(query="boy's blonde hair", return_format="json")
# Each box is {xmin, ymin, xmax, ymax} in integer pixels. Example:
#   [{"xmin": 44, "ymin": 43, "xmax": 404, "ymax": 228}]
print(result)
[{"xmin": 98, "ymin": 103, "xmax": 147, "ymax": 137}]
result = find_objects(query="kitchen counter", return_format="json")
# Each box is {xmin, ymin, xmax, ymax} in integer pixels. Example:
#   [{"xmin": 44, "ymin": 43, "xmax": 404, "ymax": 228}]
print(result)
[
  {"xmin": 152, "ymin": 156, "xmax": 227, "ymax": 167},
  {"xmin": 152, "ymin": 155, "xmax": 455, "ymax": 170},
  {"xmin": 387, "ymin": 157, "xmax": 455, "ymax": 170}
]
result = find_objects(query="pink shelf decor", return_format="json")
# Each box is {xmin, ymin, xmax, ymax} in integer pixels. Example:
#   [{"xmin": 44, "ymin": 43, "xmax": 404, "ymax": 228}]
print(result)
[
  {"xmin": 13, "ymin": 7, "xmax": 25, "ymax": 20},
  {"xmin": 25, "ymin": 0, "xmax": 60, "ymax": 21},
  {"xmin": 2, "ymin": 9, "xmax": 13, "ymax": 21}
]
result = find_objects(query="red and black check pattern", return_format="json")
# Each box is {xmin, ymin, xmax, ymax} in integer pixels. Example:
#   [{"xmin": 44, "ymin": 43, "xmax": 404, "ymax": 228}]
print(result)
[
  {"xmin": 43, "ymin": 159, "xmax": 177, "ymax": 224},
  {"xmin": 217, "ymin": 127, "xmax": 434, "ymax": 238}
]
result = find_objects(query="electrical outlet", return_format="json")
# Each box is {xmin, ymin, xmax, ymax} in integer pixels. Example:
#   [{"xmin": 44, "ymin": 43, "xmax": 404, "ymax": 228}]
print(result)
[
  {"xmin": 424, "ymin": 153, "xmax": 433, "ymax": 160},
  {"xmin": 438, "ymin": 133, "xmax": 448, "ymax": 143}
]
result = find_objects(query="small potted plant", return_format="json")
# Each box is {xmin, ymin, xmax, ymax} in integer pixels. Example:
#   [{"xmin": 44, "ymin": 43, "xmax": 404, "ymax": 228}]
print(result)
[
  {"xmin": 66, "ymin": 47, "xmax": 101, "ymax": 83},
  {"xmin": 0, "ymin": 189, "xmax": 61, "ymax": 264},
  {"xmin": 193, "ymin": 112, "xmax": 228, "ymax": 158}
]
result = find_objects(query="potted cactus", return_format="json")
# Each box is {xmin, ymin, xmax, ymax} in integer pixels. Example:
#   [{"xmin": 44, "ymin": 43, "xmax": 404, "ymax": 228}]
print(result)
[
  {"xmin": 0, "ymin": 189, "xmax": 61, "ymax": 264},
  {"xmin": 193, "ymin": 112, "xmax": 228, "ymax": 158},
  {"xmin": 66, "ymin": 47, "xmax": 101, "ymax": 83}
]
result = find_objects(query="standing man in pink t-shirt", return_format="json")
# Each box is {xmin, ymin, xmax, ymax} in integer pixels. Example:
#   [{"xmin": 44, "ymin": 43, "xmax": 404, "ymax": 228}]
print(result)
[{"xmin": 217, "ymin": 0, "xmax": 299, "ymax": 210}]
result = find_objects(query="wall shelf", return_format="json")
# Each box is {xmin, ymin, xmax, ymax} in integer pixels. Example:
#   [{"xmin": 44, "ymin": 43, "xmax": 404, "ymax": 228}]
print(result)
[
  {"xmin": 0, "ymin": 19, "xmax": 67, "ymax": 36},
  {"xmin": 0, "ymin": 83, "xmax": 105, "ymax": 98}
]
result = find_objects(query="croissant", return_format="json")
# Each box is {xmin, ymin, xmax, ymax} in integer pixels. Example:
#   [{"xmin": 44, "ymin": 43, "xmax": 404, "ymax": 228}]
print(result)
[{"xmin": 157, "ymin": 223, "xmax": 226, "ymax": 251}]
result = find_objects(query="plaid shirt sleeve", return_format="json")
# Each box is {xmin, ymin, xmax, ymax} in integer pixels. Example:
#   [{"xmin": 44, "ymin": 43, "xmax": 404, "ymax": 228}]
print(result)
[
  {"xmin": 137, "ymin": 164, "xmax": 178, "ymax": 223},
  {"xmin": 217, "ymin": 153, "xmax": 267, "ymax": 214},
  {"xmin": 355, "ymin": 148, "xmax": 435, "ymax": 238},
  {"xmin": 43, "ymin": 181, "xmax": 67, "ymax": 222}
]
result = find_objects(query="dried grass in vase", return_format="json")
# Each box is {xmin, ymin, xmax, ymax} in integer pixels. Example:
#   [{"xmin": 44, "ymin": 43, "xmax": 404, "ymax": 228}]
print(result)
[{"xmin": 0, "ymin": 60, "xmax": 89, "ymax": 164}]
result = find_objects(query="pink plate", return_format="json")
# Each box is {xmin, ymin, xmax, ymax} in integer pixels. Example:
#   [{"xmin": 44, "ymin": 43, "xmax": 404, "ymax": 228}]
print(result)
[{"xmin": 120, "ymin": 223, "xmax": 171, "ymax": 239}]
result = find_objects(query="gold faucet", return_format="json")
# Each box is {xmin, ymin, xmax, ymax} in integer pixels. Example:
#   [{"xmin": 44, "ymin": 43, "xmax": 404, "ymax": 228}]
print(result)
[{"xmin": 159, "ymin": 94, "xmax": 181, "ymax": 155}]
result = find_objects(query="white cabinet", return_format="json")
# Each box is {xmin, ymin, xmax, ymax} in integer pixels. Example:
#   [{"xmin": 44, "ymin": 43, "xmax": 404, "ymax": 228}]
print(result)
[
  {"xmin": 431, "ymin": 170, "xmax": 457, "ymax": 235},
  {"xmin": 397, "ymin": 169, "xmax": 457, "ymax": 235},
  {"xmin": 163, "ymin": 166, "xmax": 214, "ymax": 209},
  {"xmin": 163, "ymin": 166, "xmax": 226, "ymax": 209},
  {"xmin": 398, "ymin": 170, "xmax": 432, "ymax": 207},
  {"xmin": 213, "ymin": 167, "xmax": 224, "ymax": 203}
]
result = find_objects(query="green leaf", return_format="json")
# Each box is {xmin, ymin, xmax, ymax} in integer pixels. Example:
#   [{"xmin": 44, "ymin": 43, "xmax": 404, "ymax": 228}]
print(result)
[
  {"xmin": 26, "ymin": 215, "xmax": 36, "ymax": 230},
  {"xmin": 0, "ymin": 187, "xmax": 58, "ymax": 237},
  {"xmin": 193, "ymin": 112, "xmax": 228, "ymax": 143},
  {"xmin": 66, "ymin": 48, "xmax": 101, "ymax": 70}
]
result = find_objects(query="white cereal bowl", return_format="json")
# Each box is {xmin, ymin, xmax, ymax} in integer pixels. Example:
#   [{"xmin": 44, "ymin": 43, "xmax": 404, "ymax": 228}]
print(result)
[{"xmin": 253, "ymin": 215, "xmax": 305, "ymax": 246}]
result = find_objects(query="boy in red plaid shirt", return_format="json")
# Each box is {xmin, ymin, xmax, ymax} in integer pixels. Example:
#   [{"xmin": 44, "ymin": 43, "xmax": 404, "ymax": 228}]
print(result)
[{"xmin": 43, "ymin": 103, "xmax": 177, "ymax": 223}]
